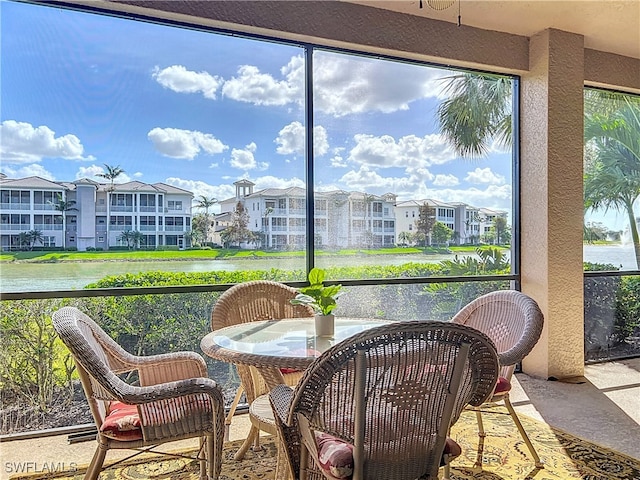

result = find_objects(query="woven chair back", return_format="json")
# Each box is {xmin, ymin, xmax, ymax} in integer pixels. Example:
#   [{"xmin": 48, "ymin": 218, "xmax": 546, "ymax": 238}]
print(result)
[
  {"xmin": 451, "ymin": 290, "xmax": 544, "ymax": 380},
  {"xmin": 289, "ymin": 320, "xmax": 499, "ymax": 480},
  {"xmin": 211, "ymin": 280, "xmax": 314, "ymax": 330}
]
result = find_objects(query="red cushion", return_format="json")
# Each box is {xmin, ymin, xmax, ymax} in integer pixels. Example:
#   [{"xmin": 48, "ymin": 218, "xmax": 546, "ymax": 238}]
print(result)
[
  {"xmin": 315, "ymin": 432, "xmax": 354, "ymax": 479},
  {"xmin": 279, "ymin": 368, "xmax": 301, "ymax": 375},
  {"xmin": 440, "ymin": 437, "xmax": 462, "ymax": 465},
  {"xmin": 100, "ymin": 401, "xmax": 143, "ymax": 441},
  {"xmin": 280, "ymin": 349, "xmax": 321, "ymax": 375},
  {"xmin": 494, "ymin": 376, "xmax": 511, "ymax": 394},
  {"xmin": 314, "ymin": 431, "xmax": 461, "ymax": 478}
]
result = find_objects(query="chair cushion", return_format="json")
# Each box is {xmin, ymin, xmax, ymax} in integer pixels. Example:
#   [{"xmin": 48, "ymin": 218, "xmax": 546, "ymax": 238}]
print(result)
[
  {"xmin": 100, "ymin": 401, "xmax": 143, "ymax": 441},
  {"xmin": 281, "ymin": 348, "xmax": 321, "ymax": 375},
  {"xmin": 315, "ymin": 432, "xmax": 354, "ymax": 479},
  {"xmin": 279, "ymin": 368, "xmax": 301, "ymax": 375},
  {"xmin": 440, "ymin": 437, "xmax": 462, "ymax": 465},
  {"xmin": 314, "ymin": 431, "xmax": 461, "ymax": 479},
  {"xmin": 494, "ymin": 376, "xmax": 511, "ymax": 394}
]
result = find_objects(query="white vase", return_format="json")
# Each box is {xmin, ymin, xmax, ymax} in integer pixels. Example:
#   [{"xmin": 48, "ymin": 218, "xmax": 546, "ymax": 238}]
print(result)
[{"xmin": 315, "ymin": 314, "xmax": 335, "ymax": 338}]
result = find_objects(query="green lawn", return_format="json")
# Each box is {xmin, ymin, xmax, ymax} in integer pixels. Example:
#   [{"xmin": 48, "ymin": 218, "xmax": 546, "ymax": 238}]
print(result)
[{"xmin": 0, "ymin": 244, "xmax": 516, "ymax": 263}]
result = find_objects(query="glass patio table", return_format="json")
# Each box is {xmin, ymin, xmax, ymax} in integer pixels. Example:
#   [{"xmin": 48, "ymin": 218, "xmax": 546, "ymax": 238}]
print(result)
[
  {"xmin": 201, "ymin": 317, "xmax": 394, "ymax": 479},
  {"xmin": 201, "ymin": 316, "xmax": 394, "ymax": 390}
]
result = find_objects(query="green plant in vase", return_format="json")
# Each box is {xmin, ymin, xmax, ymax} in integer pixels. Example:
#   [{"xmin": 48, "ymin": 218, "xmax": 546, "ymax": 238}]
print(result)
[{"xmin": 291, "ymin": 268, "xmax": 343, "ymax": 336}]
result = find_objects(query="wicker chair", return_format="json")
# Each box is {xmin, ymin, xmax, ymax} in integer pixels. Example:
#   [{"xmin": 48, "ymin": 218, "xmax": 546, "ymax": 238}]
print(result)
[
  {"xmin": 52, "ymin": 306, "xmax": 225, "ymax": 480},
  {"xmin": 451, "ymin": 290, "xmax": 545, "ymax": 468},
  {"xmin": 269, "ymin": 320, "xmax": 500, "ymax": 480},
  {"xmin": 210, "ymin": 280, "xmax": 314, "ymax": 456}
]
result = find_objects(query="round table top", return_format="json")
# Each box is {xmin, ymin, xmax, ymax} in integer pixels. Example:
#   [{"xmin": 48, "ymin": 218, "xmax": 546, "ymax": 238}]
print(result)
[{"xmin": 200, "ymin": 317, "xmax": 393, "ymax": 370}]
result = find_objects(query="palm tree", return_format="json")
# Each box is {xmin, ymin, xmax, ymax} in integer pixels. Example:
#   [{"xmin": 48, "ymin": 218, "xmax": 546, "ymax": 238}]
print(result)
[
  {"xmin": 194, "ymin": 195, "xmax": 218, "ymax": 243},
  {"xmin": 132, "ymin": 230, "xmax": 145, "ymax": 249},
  {"xmin": 17, "ymin": 232, "xmax": 31, "ymax": 251},
  {"xmin": 584, "ymin": 99, "xmax": 640, "ymax": 268},
  {"xmin": 118, "ymin": 230, "xmax": 133, "ymax": 249},
  {"xmin": 362, "ymin": 193, "xmax": 376, "ymax": 248},
  {"xmin": 397, "ymin": 230, "xmax": 412, "ymax": 247},
  {"xmin": 49, "ymin": 194, "xmax": 77, "ymax": 250},
  {"xmin": 97, "ymin": 164, "xmax": 125, "ymax": 250},
  {"xmin": 437, "ymin": 73, "xmax": 513, "ymax": 159},
  {"xmin": 26, "ymin": 229, "xmax": 44, "ymax": 250}
]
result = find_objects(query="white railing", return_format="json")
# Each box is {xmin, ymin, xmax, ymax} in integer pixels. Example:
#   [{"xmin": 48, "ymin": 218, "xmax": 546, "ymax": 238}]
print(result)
[
  {"xmin": 110, "ymin": 206, "xmax": 134, "ymax": 212},
  {"xmin": 0, "ymin": 203, "xmax": 30, "ymax": 210},
  {"xmin": 0, "ymin": 225, "xmax": 30, "ymax": 231},
  {"xmin": 32, "ymin": 204, "xmax": 56, "ymax": 211},
  {"xmin": 33, "ymin": 224, "xmax": 63, "ymax": 231}
]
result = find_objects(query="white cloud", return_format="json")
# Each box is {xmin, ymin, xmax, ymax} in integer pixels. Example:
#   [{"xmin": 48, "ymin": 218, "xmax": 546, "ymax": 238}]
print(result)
[
  {"xmin": 330, "ymin": 155, "xmax": 347, "ymax": 168},
  {"xmin": 423, "ymin": 184, "xmax": 512, "ymax": 211},
  {"xmin": 465, "ymin": 167, "xmax": 505, "ymax": 185},
  {"xmin": 253, "ymin": 175, "xmax": 305, "ymax": 190},
  {"xmin": 339, "ymin": 166, "xmax": 418, "ymax": 193},
  {"xmin": 274, "ymin": 121, "xmax": 329, "ymax": 157},
  {"xmin": 148, "ymin": 127, "xmax": 228, "ymax": 159},
  {"xmin": 0, "ymin": 120, "xmax": 94, "ymax": 164},
  {"xmin": 152, "ymin": 65, "xmax": 223, "ymax": 99},
  {"xmin": 151, "ymin": 54, "xmax": 448, "ymax": 118},
  {"xmin": 165, "ymin": 178, "xmax": 233, "ymax": 210},
  {"xmin": 313, "ymin": 52, "xmax": 447, "ymax": 117},
  {"xmin": 230, "ymin": 142, "xmax": 268, "ymax": 171},
  {"xmin": 348, "ymin": 133, "xmax": 455, "ymax": 171},
  {"xmin": 76, "ymin": 165, "xmax": 135, "ymax": 184},
  {"xmin": 75, "ymin": 164, "xmax": 132, "ymax": 183},
  {"xmin": 133, "ymin": 171, "xmax": 143, "ymax": 178},
  {"xmin": 222, "ymin": 57, "xmax": 302, "ymax": 106},
  {"xmin": 2, "ymin": 164, "xmax": 55, "ymax": 180},
  {"xmin": 433, "ymin": 174, "xmax": 459, "ymax": 187}
]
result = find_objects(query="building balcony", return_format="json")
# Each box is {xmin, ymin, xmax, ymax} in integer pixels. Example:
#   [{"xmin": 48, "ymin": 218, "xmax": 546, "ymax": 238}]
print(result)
[
  {"xmin": 0, "ymin": 224, "xmax": 30, "ymax": 231},
  {"xmin": 33, "ymin": 224, "xmax": 63, "ymax": 231},
  {"xmin": 32, "ymin": 204, "xmax": 56, "ymax": 211},
  {"xmin": 0, "ymin": 203, "xmax": 30, "ymax": 211},
  {"xmin": 110, "ymin": 206, "xmax": 134, "ymax": 212}
]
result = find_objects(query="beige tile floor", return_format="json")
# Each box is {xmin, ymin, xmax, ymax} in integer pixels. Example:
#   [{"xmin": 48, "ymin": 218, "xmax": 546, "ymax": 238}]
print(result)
[{"xmin": 1, "ymin": 358, "xmax": 639, "ymax": 479}]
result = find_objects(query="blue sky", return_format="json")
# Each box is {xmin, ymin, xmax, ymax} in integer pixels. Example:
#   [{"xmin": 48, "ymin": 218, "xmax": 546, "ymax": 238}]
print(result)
[{"xmin": 5, "ymin": 1, "xmax": 625, "ymax": 231}]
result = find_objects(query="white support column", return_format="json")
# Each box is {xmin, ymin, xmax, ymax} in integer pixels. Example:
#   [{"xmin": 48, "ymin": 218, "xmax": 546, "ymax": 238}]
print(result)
[{"xmin": 520, "ymin": 29, "xmax": 585, "ymax": 379}]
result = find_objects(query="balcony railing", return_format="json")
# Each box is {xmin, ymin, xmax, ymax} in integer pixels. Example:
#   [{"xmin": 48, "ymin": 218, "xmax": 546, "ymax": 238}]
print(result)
[
  {"xmin": 33, "ymin": 224, "xmax": 63, "ymax": 231},
  {"xmin": 32, "ymin": 204, "xmax": 56, "ymax": 211},
  {"xmin": 0, "ymin": 224, "xmax": 30, "ymax": 231},
  {"xmin": 0, "ymin": 203, "xmax": 30, "ymax": 210}
]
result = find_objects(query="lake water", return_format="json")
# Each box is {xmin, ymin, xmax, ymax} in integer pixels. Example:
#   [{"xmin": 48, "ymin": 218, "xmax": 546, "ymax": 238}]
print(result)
[{"xmin": 1, "ymin": 245, "xmax": 637, "ymax": 293}]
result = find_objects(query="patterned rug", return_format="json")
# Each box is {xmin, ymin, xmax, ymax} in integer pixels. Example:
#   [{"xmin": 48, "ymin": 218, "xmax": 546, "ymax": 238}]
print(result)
[{"xmin": 10, "ymin": 407, "xmax": 640, "ymax": 480}]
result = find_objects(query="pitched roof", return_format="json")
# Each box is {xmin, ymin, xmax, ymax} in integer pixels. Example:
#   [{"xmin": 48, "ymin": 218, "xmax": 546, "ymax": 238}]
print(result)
[{"xmin": 0, "ymin": 176, "xmax": 63, "ymax": 190}]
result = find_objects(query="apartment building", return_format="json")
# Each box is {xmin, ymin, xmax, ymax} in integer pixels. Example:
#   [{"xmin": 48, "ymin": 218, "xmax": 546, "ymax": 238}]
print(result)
[
  {"xmin": 0, "ymin": 176, "xmax": 193, "ymax": 251},
  {"xmin": 218, "ymin": 180, "xmax": 506, "ymax": 249},
  {"xmin": 392, "ymin": 199, "xmax": 507, "ymax": 246},
  {"xmin": 219, "ymin": 180, "xmax": 398, "ymax": 249}
]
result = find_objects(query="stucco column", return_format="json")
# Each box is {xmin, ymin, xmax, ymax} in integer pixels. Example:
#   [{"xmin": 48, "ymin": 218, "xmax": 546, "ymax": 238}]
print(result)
[{"xmin": 520, "ymin": 29, "xmax": 585, "ymax": 379}]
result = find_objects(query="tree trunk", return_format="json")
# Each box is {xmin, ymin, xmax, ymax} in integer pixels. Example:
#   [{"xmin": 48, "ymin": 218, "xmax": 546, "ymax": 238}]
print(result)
[{"xmin": 625, "ymin": 201, "xmax": 640, "ymax": 270}]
